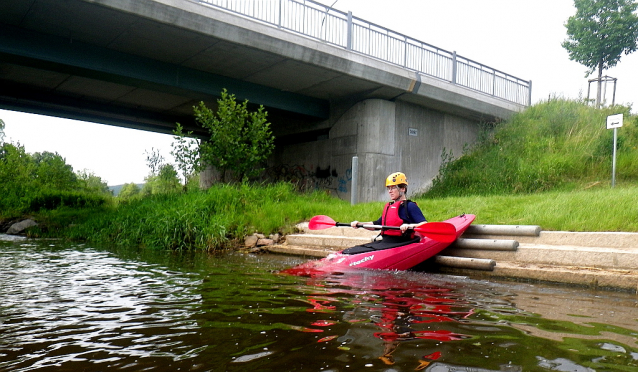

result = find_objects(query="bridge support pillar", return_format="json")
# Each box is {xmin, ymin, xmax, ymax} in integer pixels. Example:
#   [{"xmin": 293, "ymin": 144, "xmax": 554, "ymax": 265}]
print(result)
[{"xmin": 271, "ymin": 99, "xmax": 482, "ymax": 203}]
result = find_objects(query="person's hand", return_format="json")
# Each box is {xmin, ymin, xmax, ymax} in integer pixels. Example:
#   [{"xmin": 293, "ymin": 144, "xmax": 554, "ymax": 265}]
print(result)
[
  {"xmin": 400, "ymin": 223, "xmax": 412, "ymax": 232},
  {"xmin": 351, "ymin": 221, "xmax": 360, "ymax": 228}
]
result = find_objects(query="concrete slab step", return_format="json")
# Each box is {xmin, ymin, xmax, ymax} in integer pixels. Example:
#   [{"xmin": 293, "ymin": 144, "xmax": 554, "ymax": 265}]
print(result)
[
  {"xmin": 286, "ymin": 229, "xmax": 638, "ymax": 270},
  {"xmin": 442, "ymin": 243, "xmax": 638, "ymax": 270},
  {"xmin": 285, "ymin": 233, "xmax": 374, "ymax": 249},
  {"xmin": 267, "ymin": 244, "xmax": 331, "ymax": 258},
  {"xmin": 272, "ymin": 224, "xmax": 638, "ymax": 291},
  {"xmin": 439, "ymin": 261, "xmax": 638, "ymax": 292},
  {"xmin": 275, "ymin": 241, "xmax": 638, "ymax": 271}
]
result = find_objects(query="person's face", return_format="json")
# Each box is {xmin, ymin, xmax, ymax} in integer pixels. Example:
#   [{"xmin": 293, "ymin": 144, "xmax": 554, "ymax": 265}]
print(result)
[{"xmin": 387, "ymin": 185, "xmax": 403, "ymax": 200}]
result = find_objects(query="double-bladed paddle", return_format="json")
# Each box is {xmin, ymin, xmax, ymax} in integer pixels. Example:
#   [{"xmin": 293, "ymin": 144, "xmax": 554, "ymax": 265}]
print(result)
[{"xmin": 308, "ymin": 215, "xmax": 457, "ymax": 243}]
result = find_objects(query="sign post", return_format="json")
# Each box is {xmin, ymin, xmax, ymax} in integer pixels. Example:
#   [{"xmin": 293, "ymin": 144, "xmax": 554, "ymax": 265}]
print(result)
[{"xmin": 606, "ymin": 114, "xmax": 623, "ymax": 187}]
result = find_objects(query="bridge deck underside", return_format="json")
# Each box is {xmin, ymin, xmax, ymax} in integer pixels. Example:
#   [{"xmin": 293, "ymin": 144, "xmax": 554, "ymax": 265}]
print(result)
[{"xmin": 1, "ymin": 0, "xmax": 522, "ymax": 140}]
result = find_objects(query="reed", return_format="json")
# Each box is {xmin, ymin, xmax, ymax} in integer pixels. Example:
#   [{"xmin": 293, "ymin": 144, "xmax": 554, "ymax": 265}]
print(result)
[{"xmin": 54, "ymin": 183, "xmax": 339, "ymax": 250}]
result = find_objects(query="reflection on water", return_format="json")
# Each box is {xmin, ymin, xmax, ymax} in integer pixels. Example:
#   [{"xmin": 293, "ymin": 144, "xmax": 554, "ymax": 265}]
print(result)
[{"xmin": 0, "ymin": 235, "xmax": 637, "ymax": 371}]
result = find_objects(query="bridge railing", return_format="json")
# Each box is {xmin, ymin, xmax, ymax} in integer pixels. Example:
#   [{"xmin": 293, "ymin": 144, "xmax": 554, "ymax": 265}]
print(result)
[{"xmin": 198, "ymin": 0, "xmax": 531, "ymax": 106}]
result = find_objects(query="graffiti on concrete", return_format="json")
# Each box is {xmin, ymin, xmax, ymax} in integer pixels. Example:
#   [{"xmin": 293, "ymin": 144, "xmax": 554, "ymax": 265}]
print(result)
[
  {"xmin": 265, "ymin": 164, "xmax": 351, "ymax": 195},
  {"xmin": 337, "ymin": 168, "xmax": 352, "ymax": 193}
]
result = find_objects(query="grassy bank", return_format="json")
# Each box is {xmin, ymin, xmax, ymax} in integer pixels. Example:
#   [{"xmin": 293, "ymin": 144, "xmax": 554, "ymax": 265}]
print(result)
[
  {"xmin": 32, "ymin": 182, "xmax": 638, "ymax": 251},
  {"xmin": 425, "ymin": 99, "xmax": 638, "ymax": 196},
  {"xmin": 36, "ymin": 183, "xmax": 334, "ymax": 250},
  {"xmin": 22, "ymin": 99, "xmax": 638, "ymax": 249},
  {"xmin": 330, "ymin": 185, "xmax": 638, "ymax": 232}
]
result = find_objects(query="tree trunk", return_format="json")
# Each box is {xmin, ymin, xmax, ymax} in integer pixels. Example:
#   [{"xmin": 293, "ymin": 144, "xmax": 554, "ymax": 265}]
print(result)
[
  {"xmin": 596, "ymin": 61, "xmax": 603, "ymax": 108},
  {"xmin": 199, "ymin": 164, "xmax": 222, "ymax": 189}
]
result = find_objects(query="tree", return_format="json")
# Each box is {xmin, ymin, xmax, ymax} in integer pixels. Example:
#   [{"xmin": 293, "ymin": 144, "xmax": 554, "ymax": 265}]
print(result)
[
  {"xmin": 118, "ymin": 182, "xmax": 141, "ymax": 199},
  {"xmin": 31, "ymin": 151, "xmax": 78, "ymax": 190},
  {"xmin": 142, "ymin": 147, "xmax": 181, "ymax": 195},
  {"xmin": 145, "ymin": 147, "xmax": 166, "ymax": 176},
  {"xmin": 0, "ymin": 118, "xmax": 5, "ymax": 144},
  {"xmin": 183, "ymin": 89, "xmax": 275, "ymax": 182},
  {"xmin": 562, "ymin": 0, "xmax": 638, "ymax": 107},
  {"xmin": 0, "ymin": 142, "xmax": 34, "ymax": 211},
  {"xmin": 171, "ymin": 123, "xmax": 200, "ymax": 186},
  {"xmin": 76, "ymin": 169, "xmax": 111, "ymax": 195},
  {"xmin": 142, "ymin": 163, "xmax": 181, "ymax": 195}
]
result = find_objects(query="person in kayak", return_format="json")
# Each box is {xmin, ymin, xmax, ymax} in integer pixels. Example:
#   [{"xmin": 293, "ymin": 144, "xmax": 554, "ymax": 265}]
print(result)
[{"xmin": 344, "ymin": 172, "xmax": 427, "ymax": 254}]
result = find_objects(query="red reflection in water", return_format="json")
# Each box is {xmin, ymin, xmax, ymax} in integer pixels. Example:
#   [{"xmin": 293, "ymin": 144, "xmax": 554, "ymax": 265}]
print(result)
[
  {"xmin": 311, "ymin": 320, "xmax": 338, "ymax": 326},
  {"xmin": 291, "ymin": 270, "xmax": 474, "ymax": 368},
  {"xmin": 305, "ymin": 297, "xmax": 337, "ymax": 313}
]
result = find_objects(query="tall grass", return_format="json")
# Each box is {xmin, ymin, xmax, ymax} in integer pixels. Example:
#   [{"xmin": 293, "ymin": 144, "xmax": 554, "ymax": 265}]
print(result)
[
  {"xmin": 39, "ymin": 182, "xmax": 638, "ymax": 251},
  {"xmin": 425, "ymin": 99, "xmax": 638, "ymax": 197},
  {"xmin": 319, "ymin": 185, "xmax": 638, "ymax": 232},
  {"xmin": 49, "ymin": 183, "xmax": 338, "ymax": 250},
  {"xmin": 55, "ymin": 182, "xmax": 638, "ymax": 249},
  {"xmin": 31, "ymin": 99, "xmax": 638, "ymax": 250},
  {"xmin": 414, "ymin": 186, "xmax": 638, "ymax": 231}
]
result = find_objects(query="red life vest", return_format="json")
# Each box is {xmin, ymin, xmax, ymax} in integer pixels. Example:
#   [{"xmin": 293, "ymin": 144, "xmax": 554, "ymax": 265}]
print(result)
[{"xmin": 381, "ymin": 200, "xmax": 409, "ymax": 237}]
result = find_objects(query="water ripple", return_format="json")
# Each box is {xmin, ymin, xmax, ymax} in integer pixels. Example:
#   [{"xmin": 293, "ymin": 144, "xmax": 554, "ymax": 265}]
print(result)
[
  {"xmin": 0, "ymin": 243, "xmax": 202, "ymax": 371},
  {"xmin": 1, "ymin": 240, "xmax": 637, "ymax": 372}
]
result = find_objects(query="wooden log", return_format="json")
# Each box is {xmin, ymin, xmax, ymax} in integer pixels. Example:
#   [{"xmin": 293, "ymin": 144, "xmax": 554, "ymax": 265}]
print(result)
[
  {"xmin": 464, "ymin": 224, "xmax": 541, "ymax": 236},
  {"xmin": 452, "ymin": 238, "xmax": 519, "ymax": 251},
  {"xmin": 435, "ymin": 256, "xmax": 496, "ymax": 271}
]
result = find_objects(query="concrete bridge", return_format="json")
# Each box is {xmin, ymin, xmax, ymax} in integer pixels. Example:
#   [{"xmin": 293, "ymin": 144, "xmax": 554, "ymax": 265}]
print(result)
[{"xmin": 0, "ymin": 0, "xmax": 531, "ymax": 202}]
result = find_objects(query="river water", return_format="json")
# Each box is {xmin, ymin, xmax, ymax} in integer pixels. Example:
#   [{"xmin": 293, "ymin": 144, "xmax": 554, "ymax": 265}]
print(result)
[{"xmin": 1, "ymin": 235, "xmax": 637, "ymax": 372}]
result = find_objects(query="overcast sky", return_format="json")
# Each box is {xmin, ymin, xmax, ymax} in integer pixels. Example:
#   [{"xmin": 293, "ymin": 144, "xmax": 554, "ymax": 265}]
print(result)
[{"xmin": 2, "ymin": 0, "xmax": 637, "ymax": 186}]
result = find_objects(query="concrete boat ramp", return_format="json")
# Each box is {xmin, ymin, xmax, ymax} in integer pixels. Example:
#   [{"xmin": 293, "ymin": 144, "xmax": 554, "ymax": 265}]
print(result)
[{"xmin": 267, "ymin": 223, "xmax": 638, "ymax": 293}]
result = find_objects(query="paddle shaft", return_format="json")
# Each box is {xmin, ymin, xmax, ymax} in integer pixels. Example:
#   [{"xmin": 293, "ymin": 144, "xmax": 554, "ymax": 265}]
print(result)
[
  {"xmin": 315, "ymin": 216, "xmax": 457, "ymax": 243},
  {"xmin": 335, "ymin": 222, "xmax": 408, "ymax": 231}
]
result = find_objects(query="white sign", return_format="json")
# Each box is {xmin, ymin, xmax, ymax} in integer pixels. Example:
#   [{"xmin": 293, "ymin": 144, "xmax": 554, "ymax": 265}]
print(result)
[
  {"xmin": 607, "ymin": 114, "xmax": 623, "ymax": 129},
  {"xmin": 408, "ymin": 128, "xmax": 418, "ymax": 136}
]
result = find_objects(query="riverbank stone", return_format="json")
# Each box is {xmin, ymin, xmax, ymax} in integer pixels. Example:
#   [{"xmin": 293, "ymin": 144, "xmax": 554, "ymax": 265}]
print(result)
[
  {"xmin": 244, "ymin": 235, "xmax": 259, "ymax": 248},
  {"xmin": 7, "ymin": 219, "xmax": 38, "ymax": 235},
  {"xmin": 245, "ymin": 233, "xmax": 281, "ymax": 248}
]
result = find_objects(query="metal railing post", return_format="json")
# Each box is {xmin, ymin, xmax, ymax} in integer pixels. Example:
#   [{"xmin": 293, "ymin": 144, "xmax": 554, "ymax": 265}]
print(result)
[
  {"xmin": 322, "ymin": 8, "xmax": 327, "ymax": 40},
  {"xmin": 528, "ymin": 80, "xmax": 532, "ymax": 106},
  {"xmin": 451, "ymin": 50, "xmax": 457, "ymax": 84},
  {"xmin": 350, "ymin": 156, "xmax": 358, "ymax": 205},
  {"xmin": 278, "ymin": 0, "xmax": 281, "ymax": 28},
  {"xmin": 346, "ymin": 11, "xmax": 352, "ymax": 50},
  {"xmin": 403, "ymin": 36, "xmax": 407, "ymax": 67}
]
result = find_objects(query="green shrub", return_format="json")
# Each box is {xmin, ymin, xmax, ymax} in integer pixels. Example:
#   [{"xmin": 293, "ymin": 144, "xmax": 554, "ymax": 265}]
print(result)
[{"xmin": 28, "ymin": 190, "xmax": 109, "ymax": 211}]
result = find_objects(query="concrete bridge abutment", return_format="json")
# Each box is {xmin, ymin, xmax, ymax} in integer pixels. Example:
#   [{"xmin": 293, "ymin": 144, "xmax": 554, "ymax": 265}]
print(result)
[{"xmin": 270, "ymin": 98, "xmax": 484, "ymax": 203}]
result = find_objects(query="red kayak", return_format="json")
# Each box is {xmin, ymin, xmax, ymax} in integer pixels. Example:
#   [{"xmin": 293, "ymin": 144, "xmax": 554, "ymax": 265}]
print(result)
[{"xmin": 283, "ymin": 214, "xmax": 475, "ymax": 276}]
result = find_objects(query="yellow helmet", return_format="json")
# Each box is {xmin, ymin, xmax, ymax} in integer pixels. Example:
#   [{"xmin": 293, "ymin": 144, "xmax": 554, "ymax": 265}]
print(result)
[{"xmin": 386, "ymin": 172, "xmax": 408, "ymax": 187}]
